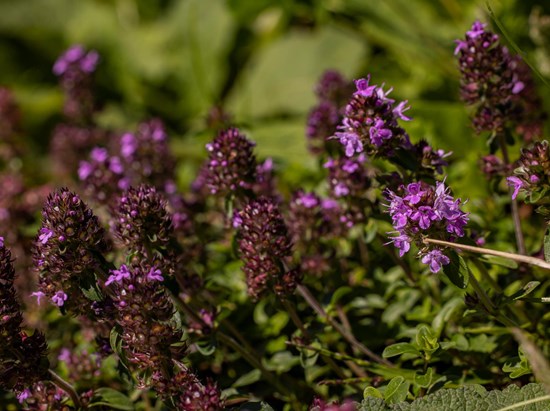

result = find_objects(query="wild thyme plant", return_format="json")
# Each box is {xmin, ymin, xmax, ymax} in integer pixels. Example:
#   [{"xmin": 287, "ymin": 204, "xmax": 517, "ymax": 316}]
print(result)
[{"xmin": 2, "ymin": 12, "xmax": 550, "ymax": 411}]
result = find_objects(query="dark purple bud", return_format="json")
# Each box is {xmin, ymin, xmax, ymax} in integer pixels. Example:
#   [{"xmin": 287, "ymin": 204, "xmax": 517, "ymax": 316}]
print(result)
[{"xmin": 205, "ymin": 127, "xmax": 257, "ymax": 197}]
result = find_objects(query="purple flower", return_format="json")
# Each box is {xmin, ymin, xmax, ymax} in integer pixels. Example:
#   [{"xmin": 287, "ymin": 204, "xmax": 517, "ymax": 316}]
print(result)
[
  {"xmin": 389, "ymin": 234, "xmax": 411, "ymax": 257},
  {"xmin": 17, "ymin": 389, "xmax": 31, "ymax": 403},
  {"xmin": 147, "ymin": 267, "xmax": 164, "ymax": 282},
  {"xmin": 105, "ymin": 265, "xmax": 132, "ymax": 285},
  {"xmin": 507, "ymin": 176, "xmax": 524, "ymax": 200},
  {"xmin": 31, "ymin": 291, "xmax": 46, "ymax": 305},
  {"xmin": 354, "ymin": 76, "xmax": 376, "ymax": 97},
  {"xmin": 38, "ymin": 228, "xmax": 54, "ymax": 244},
  {"xmin": 421, "ymin": 249, "xmax": 450, "ymax": 273},
  {"xmin": 91, "ymin": 147, "xmax": 109, "ymax": 162},
  {"xmin": 385, "ymin": 180, "xmax": 468, "ymax": 272},
  {"xmin": 53, "ymin": 45, "xmax": 99, "ymax": 76},
  {"xmin": 120, "ymin": 133, "xmax": 137, "ymax": 158},
  {"xmin": 52, "ymin": 290, "xmax": 68, "ymax": 307},
  {"xmin": 335, "ymin": 75, "xmax": 412, "ymax": 158},
  {"xmin": 78, "ymin": 161, "xmax": 93, "ymax": 180},
  {"xmin": 369, "ymin": 118, "xmax": 393, "ymax": 147},
  {"xmin": 335, "ymin": 130, "xmax": 363, "ymax": 157},
  {"xmin": 298, "ymin": 193, "xmax": 319, "ymax": 208},
  {"xmin": 393, "ymin": 100, "xmax": 412, "ymax": 121}
]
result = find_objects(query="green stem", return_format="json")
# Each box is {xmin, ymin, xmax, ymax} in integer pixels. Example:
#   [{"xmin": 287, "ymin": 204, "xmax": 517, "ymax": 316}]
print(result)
[
  {"xmin": 423, "ymin": 237, "xmax": 550, "ymax": 270},
  {"xmin": 49, "ymin": 369, "xmax": 81, "ymax": 409},
  {"xmin": 286, "ymin": 341, "xmax": 371, "ymax": 367},
  {"xmin": 296, "ymin": 284, "xmax": 393, "ymax": 367}
]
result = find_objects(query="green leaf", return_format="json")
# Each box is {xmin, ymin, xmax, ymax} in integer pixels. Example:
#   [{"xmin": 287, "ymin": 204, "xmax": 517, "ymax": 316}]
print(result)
[
  {"xmin": 479, "ymin": 255, "xmax": 518, "ymax": 269},
  {"xmin": 507, "ymin": 281, "xmax": 541, "ymax": 301},
  {"xmin": 442, "ymin": 251, "xmax": 469, "ymax": 289},
  {"xmin": 299, "ymin": 342, "xmax": 320, "ymax": 369},
  {"xmin": 109, "ymin": 325, "xmax": 131, "ymax": 377},
  {"xmin": 414, "ymin": 367, "xmax": 434, "ymax": 388},
  {"xmin": 79, "ymin": 274, "xmax": 104, "ymax": 302},
  {"xmin": 364, "ymin": 386, "xmax": 384, "ymax": 399},
  {"xmin": 328, "ymin": 286, "xmax": 353, "ymax": 309},
  {"xmin": 415, "ymin": 325, "xmax": 439, "ymax": 355},
  {"xmin": 382, "ymin": 343, "xmax": 421, "ymax": 359},
  {"xmin": 232, "ymin": 369, "xmax": 262, "ymax": 388},
  {"xmin": 384, "ymin": 376, "xmax": 410, "ymax": 404},
  {"xmin": 196, "ymin": 338, "xmax": 217, "ymax": 356},
  {"xmin": 91, "ymin": 388, "xmax": 134, "ymax": 410}
]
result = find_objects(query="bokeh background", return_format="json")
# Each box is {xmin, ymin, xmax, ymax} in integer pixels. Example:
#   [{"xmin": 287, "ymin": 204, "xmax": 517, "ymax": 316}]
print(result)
[{"xmin": 0, "ymin": 0, "xmax": 549, "ymax": 220}]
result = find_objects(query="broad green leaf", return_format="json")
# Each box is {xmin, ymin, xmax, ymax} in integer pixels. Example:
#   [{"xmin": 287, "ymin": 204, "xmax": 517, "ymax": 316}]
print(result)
[
  {"xmin": 384, "ymin": 376, "xmax": 410, "ymax": 404},
  {"xmin": 442, "ymin": 251, "xmax": 469, "ymax": 289},
  {"xmin": 382, "ymin": 343, "xmax": 421, "ymax": 359},
  {"xmin": 359, "ymin": 383, "xmax": 550, "ymax": 410}
]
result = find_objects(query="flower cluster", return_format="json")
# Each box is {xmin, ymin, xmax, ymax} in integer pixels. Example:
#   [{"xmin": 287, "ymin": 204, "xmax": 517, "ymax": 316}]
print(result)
[
  {"xmin": 334, "ymin": 75, "xmax": 412, "ymax": 158},
  {"xmin": 455, "ymin": 21, "xmax": 545, "ymax": 136},
  {"xmin": 480, "ymin": 154, "xmax": 510, "ymax": 179},
  {"xmin": 507, "ymin": 140, "xmax": 550, "ymax": 205},
  {"xmin": 286, "ymin": 191, "xmax": 354, "ymax": 276},
  {"xmin": 57, "ymin": 347, "xmax": 102, "ymax": 388},
  {"xmin": 79, "ymin": 147, "xmax": 128, "ymax": 205},
  {"xmin": 110, "ymin": 185, "xmax": 187, "ymax": 281},
  {"xmin": 53, "ymin": 45, "xmax": 99, "ymax": 121},
  {"xmin": 0, "ymin": 238, "xmax": 49, "ymax": 396},
  {"xmin": 104, "ymin": 262, "xmax": 183, "ymax": 371},
  {"xmin": 16, "ymin": 382, "xmax": 72, "ymax": 411},
  {"xmin": 32, "ymin": 188, "xmax": 109, "ymax": 313},
  {"xmin": 79, "ymin": 119, "xmax": 179, "ymax": 206},
  {"xmin": 234, "ymin": 197, "xmax": 299, "ymax": 299},
  {"xmin": 118, "ymin": 119, "xmax": 176, "ymax": 192},
  {"xmin": 386, "ymin": 181, "xmax": 469, "ymax": 273},
  {"xmin": 50, "ymin": 124, "xmax": 108, "ymax": 177},
  {"xmin": 205, "ymin": 127, "xmax": 257, "ymax": 197},
  {"xmin": 306, "ymin": 70, "xmax": 354, "ymax": 156},
  {"xmin": 324, "ymin": 155, "xmax": 371, "ymax": 199},
  {"xmin": 154, "ymin": 369, "xmax": 223, "ymax": 411}
]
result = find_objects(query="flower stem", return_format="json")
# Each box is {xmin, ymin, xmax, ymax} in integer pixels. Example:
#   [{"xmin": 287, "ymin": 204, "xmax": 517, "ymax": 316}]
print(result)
[
  {"xmin": 423, "ymin": 237, "xmax": 550, "ymax": 270},
  {"xmin": 49, "ymin": 369, "xmax": 81, "ymax": 409},
  {"xmin": 296, "ymin": 284, "xmax": 392, "ymax": 366}
]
